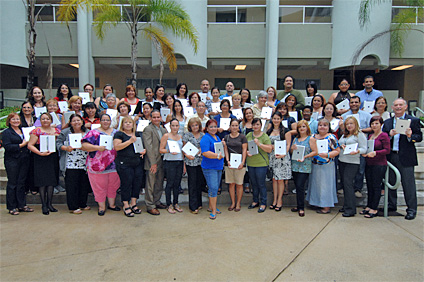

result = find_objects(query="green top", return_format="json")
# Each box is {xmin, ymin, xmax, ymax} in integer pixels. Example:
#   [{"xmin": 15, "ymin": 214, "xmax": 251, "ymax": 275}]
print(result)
[
  {"xmin": 277, "ymin": 89, "xmax": 305, "ymax": 110},
  {"xmin": 246, "ymin": 132, "xmax": 271, "ymax": 167}
]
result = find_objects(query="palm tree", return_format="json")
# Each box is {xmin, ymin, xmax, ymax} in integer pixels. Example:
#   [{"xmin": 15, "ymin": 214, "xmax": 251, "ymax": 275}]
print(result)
[
  {"xmin": 353, "ymin": 0, "xmax": 423, "ymax": 65},
  {"xmin": 57, "ymin": 0, "xmax": 199, "ymax": 87}
]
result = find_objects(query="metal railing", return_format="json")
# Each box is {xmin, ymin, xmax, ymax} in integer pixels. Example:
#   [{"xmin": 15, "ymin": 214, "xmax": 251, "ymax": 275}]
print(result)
[
  {"xmin": 383, "ymin": 161, "xmax": 401, "ymax": 218},
  {"xmin": 278, "ymin": 5, "xmax": 332, "ymax": 24},
  {"xmin": 411, "ymin": 106, "xmax": 424, "ymax": 127},
  {"xmin": 392, "ymin": 6, "xmax": 423, "ymax": 24}
]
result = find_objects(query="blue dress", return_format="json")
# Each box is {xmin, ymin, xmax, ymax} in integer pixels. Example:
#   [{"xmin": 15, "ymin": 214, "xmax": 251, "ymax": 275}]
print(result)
[{"xmin": 306, "ymin": 134, "xmax": 339, "ymax": 207}]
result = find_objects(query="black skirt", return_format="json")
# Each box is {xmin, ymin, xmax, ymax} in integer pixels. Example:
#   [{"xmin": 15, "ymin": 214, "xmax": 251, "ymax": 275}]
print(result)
[{"xmin": 33, "ymin": 145, "xmax": 59, "ymax": 187}]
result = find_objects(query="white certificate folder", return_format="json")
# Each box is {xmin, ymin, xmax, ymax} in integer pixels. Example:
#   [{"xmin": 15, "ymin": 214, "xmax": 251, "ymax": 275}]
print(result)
[{"xmin": 39, "ymin": 135, "xmax": 56, "ymax": 153}]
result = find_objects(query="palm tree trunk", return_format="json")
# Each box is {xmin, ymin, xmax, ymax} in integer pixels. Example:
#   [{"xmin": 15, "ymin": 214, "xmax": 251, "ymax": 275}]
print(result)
[
  {"xmin": 26, "ymin": 1, "xmax": 37, "ymax": 96},
  {"xmin": 131, "ymin": 22, "xmax": 138, "ymax": 89}
]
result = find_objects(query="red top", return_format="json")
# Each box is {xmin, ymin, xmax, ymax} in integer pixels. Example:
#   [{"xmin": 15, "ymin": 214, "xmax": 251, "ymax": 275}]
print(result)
[{"xmin": 366, "ymin": 132, "xmax": 391, "ymax": 166}]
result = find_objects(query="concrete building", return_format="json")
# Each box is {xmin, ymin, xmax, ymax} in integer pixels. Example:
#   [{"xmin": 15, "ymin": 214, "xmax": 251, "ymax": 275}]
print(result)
[{"xmin": 0, "ymin": 0, "xmax": 423, "ymax": 106}]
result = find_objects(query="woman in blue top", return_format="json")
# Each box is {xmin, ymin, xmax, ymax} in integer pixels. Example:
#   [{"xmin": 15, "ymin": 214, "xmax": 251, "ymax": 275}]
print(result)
[
  {"xmin": 200, "ymin": 119, "xmax": 224, "ymax": 220},
  {"xmin": 306, "ymin": 119, "xmax": 340, "ymax": 214},
  {"xmin": 275, "ymin": 102, "xmax": 297, "ymax": 135},
  {"xmin": 290, "ymin": 120, "xmax": 317, "ymax": 217},
  {"xmin": 214, "ymin": 99, "xmax": 236, "ymax": 141}
]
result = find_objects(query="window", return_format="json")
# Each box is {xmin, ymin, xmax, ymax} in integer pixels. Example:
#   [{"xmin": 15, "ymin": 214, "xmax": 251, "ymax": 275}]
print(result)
[
  {"xmin": 214, "ymin": 78, "xmax": 245, "ymax": 91},
  {"xmin": 126, "ymin": 78, "xmax": 177, "ymax": 90}
]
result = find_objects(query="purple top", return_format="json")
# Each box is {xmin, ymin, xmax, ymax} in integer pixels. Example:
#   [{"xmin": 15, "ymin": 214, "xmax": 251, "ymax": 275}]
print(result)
[{"xmin": 366, "ymin": 132, "xmax": 390, "ymax": 166}]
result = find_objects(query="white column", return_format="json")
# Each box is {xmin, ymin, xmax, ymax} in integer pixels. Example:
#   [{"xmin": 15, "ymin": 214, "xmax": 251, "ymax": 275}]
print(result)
[
  {"xmin": 77, "ymin": 6, "xmax": 92, "ymax": 91},
  {"xmin": 264, "ymin": 0, "xmax": 279, "ymax": 89}
]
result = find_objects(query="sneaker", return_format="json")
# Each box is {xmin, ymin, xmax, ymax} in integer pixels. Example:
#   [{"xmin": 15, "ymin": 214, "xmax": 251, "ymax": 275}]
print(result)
[
  {"xmin": 174, "ymin": 204, "xmax": 183, "ymax": 213},
  {"xmin": 56, "ymin": 185, "xmax": 65, "ymax": 192},
  {"xmin": 167, "ymin": 205, "xmax": 176, "ymax": 214},
  {"xmin": 70, "ymin": 209, "xmax": 82, "ymax": 214},
  {"xmin": 54, "ymin": 188, "xmax": 60, "ymax": 194},
  {"xmin": 355, "ymin": 191, "xmax": 363, "ymax": 198}
]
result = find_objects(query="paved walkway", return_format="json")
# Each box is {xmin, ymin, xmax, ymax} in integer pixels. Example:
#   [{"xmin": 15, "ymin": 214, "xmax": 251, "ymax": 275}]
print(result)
[{"xmin": 1, "ymin": 204, "xmax": 423, "ymax": 281}]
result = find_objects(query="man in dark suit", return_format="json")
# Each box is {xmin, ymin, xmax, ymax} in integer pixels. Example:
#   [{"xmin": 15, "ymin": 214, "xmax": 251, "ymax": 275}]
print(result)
[
  {"xmin": 382, "ymin": 98, "xmax": 422, "ymax": 220},
  {"xmin": 142, "ymin": 110, "xmax": 167, "ymax": 215}
]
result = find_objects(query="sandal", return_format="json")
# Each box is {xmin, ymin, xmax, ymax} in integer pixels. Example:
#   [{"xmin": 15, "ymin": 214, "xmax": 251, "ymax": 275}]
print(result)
[
  {"xmin": 217, "ymin": 188, "xmax": 222, "ymax": 195},
  {"xmin": 9, "ymin": 209, "xmax": 19, "ymax": 215},
  {"xmin": 124, "ymin": 207, "xmax": 134, "ymax": 217},
  {"xmin": 316, "ymin": 209, "xmax": 331, "ymax": 214},
  {"xmin": 207, "ymin": 209, "xmax": 221, "ymax": 214},
  {"xmin": 209, "ymin": 213, "xmax": 216, "ymax": 220},
  {"xmin": 275, "ymin": 206, "xmax": 282, "ymax": 212},
  {"xmin": 131, "ymin": 205, "xmax": 142, "ymax": 214},
  {"xmin": 70, "ymin": 209, "xmax": 82, "ymax": 214},
  {"xmin": 291, "ymin": 208, "xmax": 299, "ymax": 212},
  {"xmin": 364, "ymin": 212, "xmax": 378, "ymax": 218},
  {"xmin": 30, "ymin": 191, "xmax": 38, "ymax": 195},
  {"xmin": 228, "ymin": 206, "xmax": 235, "ymax": 211},
  {"xmin": 298, "ymin": 210, "xmax": 305, "ymax": 217},
  {"xmin": 19, "ymin": 206, "xmax": 34, "ymax": 212},
  {"xmin": 174, "ymin": 204, "xmax": 183, "ymax": 213},
  {"xmin": 168, "ymin": 205, "xmax": 176, "ymax": 214},
  {"xmin": 283, "ymin": 190, "xmax": 289, "ymax": 195},
  {"xmin": 190, "ymin": 209, "xmax": 199, "ymax": 214},
  {"xmin": 359, "ymin": 209, "xmax": 370, "ymax": 215},
  {"xmin": 269, "ymin": 204, "xmax": 276, "ymax": 210},
  {"xmin": 244, "ymin": 188, "xmax": 250, "ymax": 193},
  {"xmin": 235, "ymin": 207, "xmax": 241, "ymax": 212}
]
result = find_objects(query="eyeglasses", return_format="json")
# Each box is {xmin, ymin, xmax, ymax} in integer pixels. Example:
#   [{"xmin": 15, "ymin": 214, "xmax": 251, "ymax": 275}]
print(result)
[
  {"xmin": 100, "ymin": 119, "xmax": 111, "ymax": 122},
  {"xmin": 340, "ymin": 84, "xmax": 349, "ymax": 86}
]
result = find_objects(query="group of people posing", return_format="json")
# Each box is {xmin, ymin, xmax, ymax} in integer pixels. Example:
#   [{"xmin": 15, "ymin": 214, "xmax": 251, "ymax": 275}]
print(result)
[{"xmin": 3, "ymin": 75, "xmax": 422, "ymax": 220}]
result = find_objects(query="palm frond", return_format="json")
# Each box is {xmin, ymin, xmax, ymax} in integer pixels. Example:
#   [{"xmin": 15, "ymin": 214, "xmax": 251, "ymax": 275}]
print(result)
[
  {"xmin": 358, "ymin": 0, "xmax": 388, "ymax": 29},
  {"xmin": 93, "ymin": 5, "xmax": 122, "ymax": 39},
  {"xmin": 142, "ymin": 24, "xmax": 177, "ymax": 72}
]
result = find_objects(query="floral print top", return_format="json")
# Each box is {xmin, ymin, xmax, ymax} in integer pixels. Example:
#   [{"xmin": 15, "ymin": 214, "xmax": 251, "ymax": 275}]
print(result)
[{"xmin": 81, "ymin": 129, "xmax": 117, "ymax": 173}]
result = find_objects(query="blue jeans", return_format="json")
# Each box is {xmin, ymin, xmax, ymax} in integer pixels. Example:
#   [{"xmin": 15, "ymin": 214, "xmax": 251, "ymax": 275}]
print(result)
[
  {"xmin": 248, "ymin": 166, "xmax": 268, "ymax": 206},
  {"xmin": 202, "ymin": 168, "xmax": 222, "ymax": 197}
]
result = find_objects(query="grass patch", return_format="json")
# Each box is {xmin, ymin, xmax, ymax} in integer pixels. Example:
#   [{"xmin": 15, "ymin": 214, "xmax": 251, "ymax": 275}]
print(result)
[{"xmin": 0, "ymin": 106, "xmax": 21, "ymax": 129}]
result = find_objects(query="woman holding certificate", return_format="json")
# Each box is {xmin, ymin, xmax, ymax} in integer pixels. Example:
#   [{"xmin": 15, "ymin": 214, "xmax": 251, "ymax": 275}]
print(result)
[
  {"xmin": 27, "ymin": 113, "xmax": 61, "ymax": 215},
  {"xmin": 266, "ymin": 112, "xmax": 292, "ymax": 211},
  {"xmin": 159, "ymin": 119, "xmax": 184, "ymax": 214},
  {"xmin": 2, "ymin": 113, "xmax": 33, "ymax": 215},
  {"xmin": 57, "ymin": 114, "xmax": 90, "ymax": 214},
  {"xmin": 362, "ymin": 116, "xmax": 390, "ymax": 218},
  {"xmin": 223, "ymin": 119, "xmax": 247, "ymax": 212},
  {"xmin": 200, "ymin": 120, "xmax": 225, "ymax": 220},
  {"xmin": 81, "ymin": 113, "xmax": 120, "ymax": 216},
  {"xmin": 251, "ymin": 91, "xmax": 268, "ymax": 119},
  {"xmin": 214, "ymin": 99, "xmax": 236, "ymax": 141},
  {"xmin": 111, "ymin": 101, "xmax": 131, "ymax": 129},
  {"xmin": 113, "ymin": 116, "xmax": 146, "ymax": 217},
  {"xmin": 338, "ymin": 117, "xmax": 367, "ymax": 217},
  {"xmin": 183, "ymin": 117, "xmax": 205, "ymax": 214},
  {"xmin": 246, "ymin": 118, "xmax": 272, "ymax": 213},
  {"xmin": 290, "ymin": 120, "xmax": 317, "ymax": 217},
  {"xmin": 306, "ymin": 119, "xmax": 340, "ymax": 214}
]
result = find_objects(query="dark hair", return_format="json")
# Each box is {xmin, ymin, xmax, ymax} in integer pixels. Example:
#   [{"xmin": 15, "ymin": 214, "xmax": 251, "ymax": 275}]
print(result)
[
  {"xmin": 312, "ymin": 95, "xmax": 325, "ymax": 108},
  {"xmin": 306, "ymin": 81, "xmax": 318, "ymax": 95},
  {"xmin": 144, "ymin": 86, "xmax": 153, "ymax": 94},
  {"xmin": 172, "ymin": 99, "xmax": 184, "ymax": 117},
  {"xmin": 68, "ymin": 114, "xmax": 87, "ymax": 133},
  {"xmin": 39, "ymin": 112, "xmax": 53, "ymax": 122},
  {"xmin": 322, "ymin": 102, "xmax": 338, "ymax": 118},
  {"xmin": 339, "ymin": 78, "xmax": 350, "ymax": 85},
  {"xmin": 211, "ymin": 86, "xmax": 220, "ymax": 95},
  {"xmin": 188, "ymin": 92, "xmax": 201, "ymax": 106},
  {"xmin": 176, "ymin": 83, "xmax": 188, "ymax": 98},
  {"xmin": 229, "ymin": 118, "xmax": 240, "ymax": 128},
  {"xmin": 163, "ymin": 93, "xmax": 175, "ymax": 106},
  {"xmin": 374, "ymin": 96, "xmax": 388, "ymax": 111},
  {"xmin": 204, "ymin": 119, "xmax": 218, "ymax": 133},
  {"xmin": 83, "ymin": 102, "xmax": 100, "ymax": 119},
  {"xmin": 285, "ymin": 94, "xmax": 297, "ymax": 111},
  {"xmin": 56, "ymin": 83, "xmax": 74, "ymax": 101},
  {"xmin": 283, "ymin": 75, "xmax": 294, "ymax": 83},
  {"xmin": 83, "ymin": 83, "xmax": 94, "ymax": 91},
  {"xmin": 103, "ymin": 84, "xmax": 114, "ymax": 93},
  {"xmin": 19, "ymin": 101, "xmax": 33, "ymax": 120},
  {"xmin": 239, "ymin": 88, "xmax": 251, "ymax": 103},
  {"xmin": 242, "ymin": 107, "xmax": 253, "ymax": 123},
  {"xmin": 99, "ymin": 113, "xmax": 111, "ymax": 121},
  {"xmin": 220, "ymin": 99, "xmax": 231, "ymax": 110},
  {"xmin": 154, "ymin": 85, "xmax": 165, "ymax": 99},
  {"xmin": 364, "ymin": 75, "xmax": 374, "ymax": 82},
  {"xmin": 143, "ymin": 102, "xmax": 153, "ymax": 109},
  {"xmin": 370, "ymin": 116, "xmax": 384, "ymax": 127},
  {"xmin": 350, "ymin": 96, "xmax": 361, "ymax": 102},
  {"xmin": 252, "ymin": 118, "xmax": 262, "ymax": 126},
  {"xmin": 266, "ymin": 112, "xmax": 286, "ymax": 140},
  {"xmin": 117, "ymin": 101, "xmax": 131, "ymax": 113},
  {"xmin": 303, "ymin": 105, "xmax": 313, "ymax": 112},
  {"xmin": 275, "ymin": 102, "xmax": 289, "ymax": 117},
  {"xmin": 28, "ymin": 86, "xmax": 46, "ymax": 106}
]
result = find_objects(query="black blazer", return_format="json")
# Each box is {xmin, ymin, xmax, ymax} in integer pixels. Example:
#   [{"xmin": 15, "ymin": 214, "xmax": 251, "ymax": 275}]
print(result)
[
  {"xmin": 2, "ymin": 127, "xmax": 30, "ymax": 160},
  {"xmin": 382, "ymin": 114, "xmax": 422, "ymax": 167}
]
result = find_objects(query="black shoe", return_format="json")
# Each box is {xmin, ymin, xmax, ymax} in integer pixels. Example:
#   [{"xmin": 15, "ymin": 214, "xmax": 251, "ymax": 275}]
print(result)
[
  {"xmin": 258, "ymin": 207, "xmax": 266, "ymax": 213},
  {"xmin": 342, "ymin": 213, "xmax": 355, "ymax": 217},
  {"xmin": 48, "ymin": 205, "xmax": 58, "ymax": 212},
  {"xmin": 107, "ymin": 206, "xmax": 121, "ymax": 211},
  {"xmin": 98, "ymin": 210, "xmax": 105, "ymax": 216},
  {"xmin": 339, "ymin": 208, "xmax": 345, "ymax": 213},
  {"xmin": 156, "ymin": 203, "xmax": 167, "ymax": 209},
  {"xmin": 42, "ymin": 206, "xmax": 49, "ymax": 215},
  {"xmin": 405, "ymin": 212, "xmax": 416, "ymax": 220},
  {"xmin": 248, "ymin": 203, "xmax": 259, "ymax": 209}
]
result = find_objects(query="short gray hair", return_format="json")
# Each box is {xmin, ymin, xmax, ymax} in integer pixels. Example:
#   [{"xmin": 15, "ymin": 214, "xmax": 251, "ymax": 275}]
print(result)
[
  {"xmin": 393, "ymin": 98, "xmax": 407, "ymax": 106},
  {"xmin": 106, "ymin": 93, "xmax": 116, "ymax": 100},
  {"xmin": 257, "ymin": 91, "xmax": 267, "ymax": 99}
]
